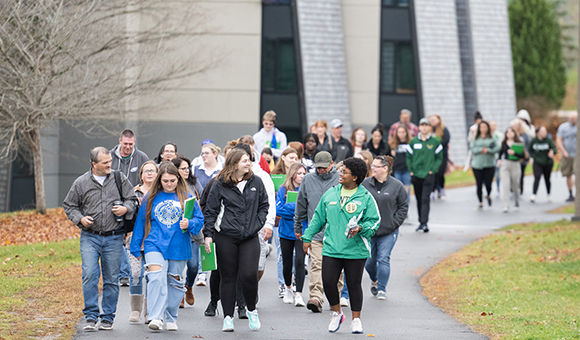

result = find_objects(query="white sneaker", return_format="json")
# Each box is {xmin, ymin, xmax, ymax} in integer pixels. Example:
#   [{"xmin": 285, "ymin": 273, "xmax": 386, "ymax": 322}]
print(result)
[
  {"xmin": 530, "ymin": 194, "xmax": 536, "ymax": 203},
  {"xmin": 377, "ymin": 291, "xmax": 387, "ymax": 300},
  {"xmin": 195, "ymin": 273, "xmax": 207, "ymax": 286},
  {"xmin": 547, "ymin": 194, "xmax": 552, "ymax": 202},
  {"xmin": 340, "ymin": 297, "xmax": 349, "ymax": 307},
  {"xmin": 351, "ymin": 318, "xmax": 363, "ymax": 334},
  {"xmin": 283, "ymin": 287, "xmax": 294, "ymax": 304},
  {"xmin": 166, "ymin": 322, "xmax": 178, "ymax": 331},
  {"xmin": 148, "ymin": 319, "xmax": 163, "ymax": 330},
  {"xmin": 294, "ymin": 294, "xmax": 305, "ymax": 307},
  {"xmin": 328, "ymin": 310, "xmax": 345, "ymax": 332},
  {"xmin": 503, "ymin": 207, "xmax": 509, "ymax": 213}
]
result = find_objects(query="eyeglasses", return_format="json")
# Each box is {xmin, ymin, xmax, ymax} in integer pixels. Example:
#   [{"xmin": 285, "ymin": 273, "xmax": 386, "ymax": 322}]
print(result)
[
  {"xmin": 179, "ymin": 167, "xmax": 190, "ymax": 171},
  {"xmin": 143, "ymin": 170, "xmax": 157, "ymax": 174},
  {"xmin": 339, "ymin": 169, "xmax": 352, "ymax": 175},
  {"xmin": 164, "ymin": 150, "xmax": 176, "ymax": 154},
  {"xmin": 371, "ymin": 164, "xmax": 387, "ymax": 169}
]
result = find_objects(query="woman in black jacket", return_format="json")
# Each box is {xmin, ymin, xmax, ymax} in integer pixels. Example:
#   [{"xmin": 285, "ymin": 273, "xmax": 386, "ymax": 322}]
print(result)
[
  {"xmin": 361, "ymin": 155, "xmax": 408, "ymax": 300},
  {"xmin": 203, "ymin": 149, "xmax": 269, "ymax": 332}
]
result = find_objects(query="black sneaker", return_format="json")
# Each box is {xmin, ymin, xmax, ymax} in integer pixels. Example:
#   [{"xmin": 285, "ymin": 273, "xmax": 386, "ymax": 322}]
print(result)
[
  {"xmin": 98, "ymin": 320, "xmax": 113, "ymax": 330},
  {"xmin": 566, "ymin": 195, "xmax": 575, "ymax": 202},
  {"xmin": 370, "ymin": 282, "xmax": 378, "ymax": 296},
  {"xmin": 119, "ymin": 277, "xmax": 130, "ymax": 286},
  {"xmin": 423, "ymin": 225, "xmax": 429, "ymax": 233},
  {"xmin": 83, "ymin": 319, "xmax": 97, "ymax": 331},
  {"xmin": 238, "ymin": 306, "xmax": 248, "ymax": 319},
  {"xmin": 486, "ymin": 196, "xmax": 492, "ymax": 206},
  {"xmin": 415, "ymin": 225, "xmax": 425, "ymax": 232},
  {"xmin": 204, "ymin": 301, "xmax": 218, "ymax": 317},
  {"xmin": 307, "ymin": 299, "xmax": 322, "ymax": 313}
]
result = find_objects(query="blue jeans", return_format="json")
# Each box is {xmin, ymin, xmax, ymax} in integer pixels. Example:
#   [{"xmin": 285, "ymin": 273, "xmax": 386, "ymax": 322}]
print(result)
[
  {"xmin": 365, "ymin": 229, "xmax": 399, "ymax": 293},
  {"xmin": 393, "ymin": 171, "xmax": 411, "ymax": 205},
  {"xmin": 120, "ymin": 245, "xmax": 131, "ymax": 279},
  {"xmin": 340, "ymin": 280, "xmax": 349, "ymax": 299},
  {"xmin": 274, "ymin": 227, "xmax": 285, "ymax": 286},
  {"xmin": 145, "ymin": 251, "xmax": 187, "ymax": 323},
  {"xmin": 128, "ymin": 248, "xmax": 145, "ymax": 295},
  {"xmin": 186, "ymin": 242, "xmax": 200, "ymax": 287},
  {"xmin": 80, "ymin": 230, "xmax": 124, "ymax": 323}
]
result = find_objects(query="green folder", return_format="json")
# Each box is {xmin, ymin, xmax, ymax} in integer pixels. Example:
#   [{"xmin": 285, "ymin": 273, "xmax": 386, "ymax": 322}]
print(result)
[
  {"xmin": 200, "ymin": 243, "xmax": 217, "ymax": 271},
  {"xmin": 183, "ymin": 196, "xmax": 196, "ymax": 219},
  {"xmin": 286, "ymin": 191, "xmax": 298, "ymax": 203},
  {"xmin": 271, "ymin": 174, "xmax": 286, "ymax": 191},
  {"xmin": 182, "ymin": 197, "xmax": 196, "ymax": 233},
  {"xmin": 508, "ymin": 143, "xmax": 524, "ymax": 161}
]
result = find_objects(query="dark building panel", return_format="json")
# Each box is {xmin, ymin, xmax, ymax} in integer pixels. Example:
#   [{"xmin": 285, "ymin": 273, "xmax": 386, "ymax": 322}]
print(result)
[
  {"xmin": 455, "ymin": 0, "xmax": 478, "ymax": 128},
  {"xmin": 262, "ymin": 6, "xmax": 294, "ymax": 39},
  {"xmin": 381, "ymin": 8, "xmax": 412, "ymax": 41},
  {"xmin": 379, "ymin": 94, "xmax": 419, "ymax": 127}
]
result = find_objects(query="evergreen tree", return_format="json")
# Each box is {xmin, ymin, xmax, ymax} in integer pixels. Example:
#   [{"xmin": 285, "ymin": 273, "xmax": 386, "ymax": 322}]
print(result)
[{"xmin": 509, "ymin": 0, "xmax": 567, "ymax": 109}]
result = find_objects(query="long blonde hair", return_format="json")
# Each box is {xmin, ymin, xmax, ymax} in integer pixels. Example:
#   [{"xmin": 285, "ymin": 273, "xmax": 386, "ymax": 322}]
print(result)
[
  {"xmin": 431, "ymin": 115, "xmax": 445, "ymax": 139},
  {"xmin": 283, "ymin": 162, "xmax": 307, "ymax": 193},
  {"xmin": 144, "ymin": 162, "xmax": 189, "ymax": 240}
]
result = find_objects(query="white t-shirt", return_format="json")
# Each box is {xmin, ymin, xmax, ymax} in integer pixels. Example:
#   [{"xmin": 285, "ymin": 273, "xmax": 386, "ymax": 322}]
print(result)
[{"xmin": 93, "ymin": 175, "xmax": 107, "ymax": 186}]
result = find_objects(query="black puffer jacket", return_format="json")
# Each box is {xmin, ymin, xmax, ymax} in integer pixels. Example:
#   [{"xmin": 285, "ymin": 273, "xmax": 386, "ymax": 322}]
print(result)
[{"xmin": 203, "ymin": 175, "xmax": 269, "ymax": 240}]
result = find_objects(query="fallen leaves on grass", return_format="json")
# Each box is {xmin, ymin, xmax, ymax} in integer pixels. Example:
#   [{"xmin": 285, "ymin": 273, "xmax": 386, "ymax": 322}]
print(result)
[{"xmin": 0, "ymin": 208, "xmax": 78, "ymax": 246}]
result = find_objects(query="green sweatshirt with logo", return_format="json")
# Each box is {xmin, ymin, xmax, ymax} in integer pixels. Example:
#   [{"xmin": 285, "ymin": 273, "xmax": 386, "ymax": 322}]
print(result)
[
  {"xmin": 528, "ymin": 137, "xmax": 557, "ymax": 166},
  {"xmin": 406, "ymin": 134, "xmax": 443, "ymax": 179},
  {"xmin": 302, "ymin": 184, "xmax": 380, "ymax": 259}
]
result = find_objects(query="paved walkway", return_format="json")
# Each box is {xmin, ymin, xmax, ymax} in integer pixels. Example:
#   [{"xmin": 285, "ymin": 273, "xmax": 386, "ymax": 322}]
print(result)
[{"xmin": 73, "ymin": 172, "xmax": 573, "ymax": 339}]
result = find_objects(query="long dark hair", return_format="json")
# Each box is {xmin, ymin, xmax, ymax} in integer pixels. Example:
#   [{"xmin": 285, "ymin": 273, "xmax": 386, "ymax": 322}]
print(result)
[
  {"xmin": 217, "ymin": 149, "xmax": 253, "ymax": 185},
  {"xmin": 154, "ymin": 142, "xmax": 178, "ymax": 163},
  {"xmin": 501, "ymin": 126, "xmax": 522, "ymax": 150},
  {"xmin": 476, "ymin": 121, "xmax": 492, "ymax": 140},
  {"xmin": 144, "ymin": 162, "xmax": 189, "ymax": 240},
  {"xmin": 171, "ymin": 156, "xmax": 198, "ymax": 187}
]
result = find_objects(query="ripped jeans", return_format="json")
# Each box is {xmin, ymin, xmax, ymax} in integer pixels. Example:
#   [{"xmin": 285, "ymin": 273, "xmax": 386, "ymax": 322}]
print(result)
[{"xmin": 144, "ymin": 251, "xmax": 187, "ymax": 323}]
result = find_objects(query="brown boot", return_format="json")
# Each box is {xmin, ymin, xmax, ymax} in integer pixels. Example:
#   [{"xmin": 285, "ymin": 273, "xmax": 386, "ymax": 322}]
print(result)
[
  {"xmin": 180, "ymin": 297, "xmax": 185, "ymax": 308},
  {"xmin": 185, "ymin": 286, "xmax": 195, "ymax": 305}
]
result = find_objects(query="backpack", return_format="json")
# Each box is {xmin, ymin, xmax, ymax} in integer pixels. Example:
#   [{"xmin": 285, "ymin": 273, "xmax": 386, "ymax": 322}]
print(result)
[{"xmin": 113, "ymin": 170, "xmax": 139, "ymax": 234}]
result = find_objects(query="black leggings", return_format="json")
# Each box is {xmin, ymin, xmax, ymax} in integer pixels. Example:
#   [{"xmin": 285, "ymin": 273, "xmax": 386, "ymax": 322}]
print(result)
[
  {"xmin": 208, "ymin": 270, "xmax": 245, "ymax": 307},
  {"xmin": 280, "ymin": 237, "xmax": 305, "ymax": 293},
  {"xmin": 214, "ymin": 232, "xmax": 260, "ymax": 317},
  {"xmin": 322, "ymin": 256, "xmax": 366, "ymax": 312},
  {"xmin": 473, "ymin": 167, "xmax": 495, "ymax": 203},
  {"xmin": 532, "ymin": 162, "xmax": 553, "ymax": 195}
]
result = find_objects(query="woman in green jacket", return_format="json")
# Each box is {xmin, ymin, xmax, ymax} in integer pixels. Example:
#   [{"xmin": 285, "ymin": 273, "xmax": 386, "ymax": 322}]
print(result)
[
  {"xmin": 470, "ymin": 121, "xmax": 501, "ymax": 208},
  {"xmin": 302, "ymin": 157, "xmax": 380, "ymax": 334}
]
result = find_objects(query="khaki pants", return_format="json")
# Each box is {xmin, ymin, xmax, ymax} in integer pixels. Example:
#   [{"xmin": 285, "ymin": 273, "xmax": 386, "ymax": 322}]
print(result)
[
  {"xmin": 500, "ymin": 160, "xmax": 521, "ymax": 209},
  {"xmin": 308, "ymin": 240, "xmax": 343, "ymax": 304}
]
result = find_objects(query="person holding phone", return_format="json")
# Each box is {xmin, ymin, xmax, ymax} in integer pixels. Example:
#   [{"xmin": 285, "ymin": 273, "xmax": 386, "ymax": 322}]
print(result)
[{"xmin": 301, "ymin": 157, "xmax": 380, "ymax": 334}]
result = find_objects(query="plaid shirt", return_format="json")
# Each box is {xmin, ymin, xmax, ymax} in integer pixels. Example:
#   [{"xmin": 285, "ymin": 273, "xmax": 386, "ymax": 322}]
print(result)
[{"xmin": 63, "ymin": 170, "xmax": 137, "ymax": 233}]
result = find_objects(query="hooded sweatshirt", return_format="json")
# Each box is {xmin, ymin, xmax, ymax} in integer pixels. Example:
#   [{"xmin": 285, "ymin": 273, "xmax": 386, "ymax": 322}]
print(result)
[
  {"xmin": 253, "ymin": 127, "xmax": 288, "ymax": 158},
  {"xmin": 294, "ymin": 167, "xmax": 339, "ymax": 242},
  {"xmin": 110, "ymin": 145, "xmax": 150, "ymax": 186}
]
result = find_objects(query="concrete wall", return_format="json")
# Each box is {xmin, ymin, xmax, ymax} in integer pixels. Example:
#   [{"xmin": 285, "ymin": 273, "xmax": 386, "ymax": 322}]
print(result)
[
  {"xmin": 297, "ymin": 0, "xmax": 352, "ymax": 135},
  {"xmin": 414, "ymin": 0, "xmax": 468, "ymax": 164},
  {"xmin": 140, "ymin": 0, "xmax": 263, "ymax": 126},
  {"xmin": 342, "ymin": 0, "xmax": 381, "ymax": 131},
  {"xmin": 468, "ymin": 0, "xmax": 516, "ymax": 132}
]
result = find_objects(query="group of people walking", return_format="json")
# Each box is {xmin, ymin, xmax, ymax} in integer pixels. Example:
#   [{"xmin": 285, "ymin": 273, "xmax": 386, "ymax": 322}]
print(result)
[
  {"xmin": 469, "ymin": 110, "xmax": 576, "ymax": 212},
  {"xmin": 63, "ymin": 108, "xmax": 575, "ymax": 335}
]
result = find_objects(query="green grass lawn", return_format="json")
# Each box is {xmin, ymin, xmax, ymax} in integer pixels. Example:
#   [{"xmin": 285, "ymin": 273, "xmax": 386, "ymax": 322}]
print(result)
[
  {"xmin": 422, "ymin": 220, "xmax": 580, "ymax": 340},
  {"xmin": 0, "ymin": 239, "xmax": 82, "ymax": 339}
]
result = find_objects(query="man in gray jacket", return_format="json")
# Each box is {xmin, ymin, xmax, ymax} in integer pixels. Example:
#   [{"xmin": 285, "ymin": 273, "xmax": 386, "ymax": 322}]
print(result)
[
  {"xmin": 110, "ymin": 129, "xmax": 149, "ymax": 186},
  {"xmin": 294, "ymin": 151, "xmax": 340, "ymax": 312}
]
